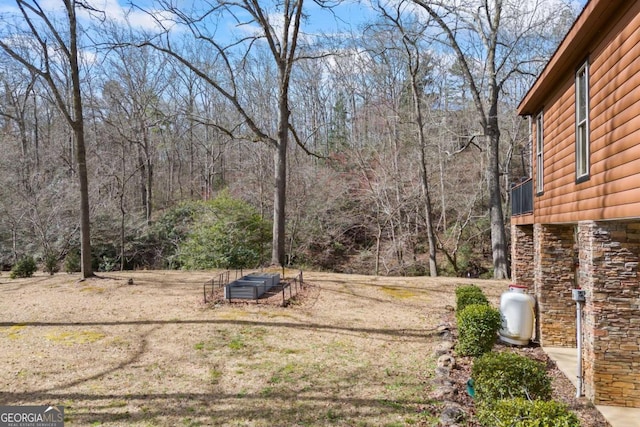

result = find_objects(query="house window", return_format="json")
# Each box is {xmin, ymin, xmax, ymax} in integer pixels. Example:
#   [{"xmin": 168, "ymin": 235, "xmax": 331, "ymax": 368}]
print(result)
[
  {"xmin": 535, "ymin": 112, "xmax": 544, "ymax": 194},
  {"xmin": 576, "ymin": 60, "xmax": 589, "ymax": 181}
]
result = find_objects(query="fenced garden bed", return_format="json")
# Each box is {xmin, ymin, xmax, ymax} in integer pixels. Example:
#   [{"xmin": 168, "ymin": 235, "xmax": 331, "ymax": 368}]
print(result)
[{"xmin": 203, "ymin": 269, "xmax": 305, "ymax": 306}]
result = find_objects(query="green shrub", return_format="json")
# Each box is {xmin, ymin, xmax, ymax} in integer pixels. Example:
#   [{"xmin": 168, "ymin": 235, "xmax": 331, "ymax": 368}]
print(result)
[
  {"xmin": 43, "ymin": 252, "xmax": 60, "ymax": 275},
  {"xmin": 64, "ymin": 250, "xmax": 81, "ymax": 273},
  {"xmin": 477, "ymin": 398, "xmax": 580, "ymax": 427},
  {"xmin": 124, "ymin": 202, "xmax": 201, "ymax": 269},
  {"xmin": 456, "ymin": 303, "xmax": 501, "ymax": 356},
  {"xmin": 10, "ymin": 256, "xmax": 37, "ymax": 279},
  {"xmin": 92, "ymin": 243, "xmax": 118, "ymax": 272},
  {"xmin": 178, "ymin": 191, "xmax": 272, "ymax": 269},
  {"xmin": 455, "ymin": 284, "xmax": 489, "ymax": 312},
  {"xmin": 472, "ymin": 351, "xmax": 552, "ymax": 402}
]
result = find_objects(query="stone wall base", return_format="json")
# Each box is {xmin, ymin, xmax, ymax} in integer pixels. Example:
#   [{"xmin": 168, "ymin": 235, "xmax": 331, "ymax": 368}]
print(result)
[
  {"xmin": 534, "ymin": 223, "xmax": 576, "ymax": 347},
  {"xmin": 577, "ymin": 220, "xmax": 640, "ymax": 407},
  {"xmin": 512, "ymin": 219, "xmax": 640, "ymax": 407}
]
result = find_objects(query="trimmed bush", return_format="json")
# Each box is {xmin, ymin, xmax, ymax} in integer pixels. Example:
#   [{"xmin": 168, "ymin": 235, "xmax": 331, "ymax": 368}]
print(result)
[
  {"xmin": 477, "ymin": 398, "xmax": 580, "ymax": 427},
  {"xmin": 456, "ymin": 303, "xmax": 501, "ymax": 356},
  {"xmin": 455, "ymin": 284, "xmax": 489, "ymax": 312},
  {"xmin": 10, "ymin": 256, "xmax": 37, "ymax": 279},
  {"xmin": 472, "ymin": 351, "xmax": 552, "ymax": 402}
]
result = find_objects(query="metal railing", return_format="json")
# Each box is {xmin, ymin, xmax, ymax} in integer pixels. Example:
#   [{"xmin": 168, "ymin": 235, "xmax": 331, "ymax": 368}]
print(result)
[
  {"xmin": 511, "ymin": 178, "xmax": 533, "ymax": 216},
  {"xmin": 203, "ymin": 270, "xmax": 232, "ymax": 303},
  {"xmin": 281, "ymin": 270, "xmax": 304, "ymax": 306}
]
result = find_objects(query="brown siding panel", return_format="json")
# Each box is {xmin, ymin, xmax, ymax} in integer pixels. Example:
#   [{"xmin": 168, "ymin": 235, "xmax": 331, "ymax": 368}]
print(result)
[
  {"xmin": 592, "ymin": 143, "xmax": 640, "ymax": 173},
  {"xmin": 538, "ymin": 174, "xmax": 640, "ymax": 210},
  {"xmin": 591, "ymin": 94, "xmax": 640, "ymax": 142},
  {"xmin": 589, "ymin": 1, "xmax": 640, "ymax": 85},
  {"xmin": 530, "ymin": 2, "xmax": 640, "ymax": 224},
  {"xmin": 592, "ymin": 120, "xmax": 640, "ymax": 160}
]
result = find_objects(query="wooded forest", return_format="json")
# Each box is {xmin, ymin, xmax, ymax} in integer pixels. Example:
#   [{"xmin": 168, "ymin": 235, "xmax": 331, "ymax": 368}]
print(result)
[{"xmin": 0, "ymin": 0, "xmax": 582, "ymax": 279}]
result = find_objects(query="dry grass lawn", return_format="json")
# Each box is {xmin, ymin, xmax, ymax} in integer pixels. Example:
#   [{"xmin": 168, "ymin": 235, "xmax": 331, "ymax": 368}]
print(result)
[{"xmin": 0, "ymin": 270, "xmax": 507, "ymax": 426}]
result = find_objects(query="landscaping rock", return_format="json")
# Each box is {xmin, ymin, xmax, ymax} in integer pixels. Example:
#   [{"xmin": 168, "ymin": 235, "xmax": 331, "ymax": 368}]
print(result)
[
  {"xmin": 437, "ymin": 354, "xmax": 456, "ymax": 369},
  {"xmin": 440, "ymin": 402, "xmax": 466, "ymax": 425},
  {"xmin": 440, "ymin": 330, "xmax": 453, "ymax": 340},
  {"xmin": 434, "ymin": 340, "xmax": 455, "ymax": 356},
  {"xmin": 431, "ymin": 385, "xmax": 456, "ymax": 400},
  {"xmin": 437, "ymin": 324, "xmax": 451, "ymax": 333},
  {"xmin": 435, "ymin": 366, "xmax": 451, "ymax": 378},
  {"xmin": 432, "ymin": 375, "xmax": 456, "ymax": 387}
]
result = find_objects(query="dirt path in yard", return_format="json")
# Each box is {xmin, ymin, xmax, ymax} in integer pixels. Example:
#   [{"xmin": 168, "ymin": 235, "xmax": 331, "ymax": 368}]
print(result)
[{"xmin": 0, "ymin": 270, "xmax": 505, "ymax": 426}]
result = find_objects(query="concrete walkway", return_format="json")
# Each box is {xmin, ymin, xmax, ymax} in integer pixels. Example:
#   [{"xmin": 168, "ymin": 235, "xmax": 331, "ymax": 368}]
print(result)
[{"xmin": 544, "ymin": 347, "xmax": 640, "ymax": 427}]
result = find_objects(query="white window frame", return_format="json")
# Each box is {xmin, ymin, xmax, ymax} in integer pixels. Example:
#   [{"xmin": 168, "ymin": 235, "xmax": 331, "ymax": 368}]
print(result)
[
  {"xmin": 535, "ymin": 112, "xmax": 544, "ymax": 194},
  {"xmin": 576, "ymin": 60, "xmax": 590, "ymax": 181}
]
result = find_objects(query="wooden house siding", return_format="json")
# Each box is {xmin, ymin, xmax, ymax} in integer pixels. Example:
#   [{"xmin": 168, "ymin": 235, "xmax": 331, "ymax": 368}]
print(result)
[{"xmin": 529, "ymin": 2, "xmax": 640, "ymax": 224}]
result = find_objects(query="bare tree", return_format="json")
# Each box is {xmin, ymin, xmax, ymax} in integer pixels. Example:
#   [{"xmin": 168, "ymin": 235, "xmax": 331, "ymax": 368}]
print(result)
[
  {"xmin": 129, "ymin": 0, "xmax": 328, "ymax": 266},
  {"xmin": 410, "ymin": 0, "xmax": 576, "ymax": 278},
  {"xmin": 0, "ymin": 0, "xmax": 94, "ymax": 278},
  {"xmin": 101, "ymin": 45, "xmax": 169, "ymax": 223},
  {"xmin": 0, "ymin": 68, "xmax": 38, "ymax": 179},
  {"xmin": 374, "ymin": 1, "xmax": 439, "ymax": 276}
]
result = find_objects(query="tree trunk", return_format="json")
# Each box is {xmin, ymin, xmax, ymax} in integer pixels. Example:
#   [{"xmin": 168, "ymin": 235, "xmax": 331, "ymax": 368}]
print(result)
[
  {"xmin": 120, "ymin": 198, "xmax": 125, "ymax": 271},
  {"xmin": 146, "ymin": 157, "xmax": 153, "ymax": 223},
  {"xmin": 120, "ymin": 142, "xmax": 126, "ymax": 272},
  {"xmin": 375, "ymin": 223, "xmax": 382, "ymax": 276},
  {"xmin": 137, "ymin": 142, "xmax": 150, "ymax": 222},
  {"xmin": 420, "ymin": 164, "xmax": 438, "ymax": 276},
  {"xmin": 486, "ymin": 15, "xmax": 510, "ymax": 279},
  {"xmin": 68, "ymin": 0, "xmax": 93, "ymax": 278},
  {"xmin": 271, "ymin": 90, "xmax": 289, "ymax": 266},
  {"xmin": 411, "ymin": 70, "xmax": 438, "ymax": 277},
  {"xmin": 487, "ymin": 125, "xmax": 510, "ymax": 279}
]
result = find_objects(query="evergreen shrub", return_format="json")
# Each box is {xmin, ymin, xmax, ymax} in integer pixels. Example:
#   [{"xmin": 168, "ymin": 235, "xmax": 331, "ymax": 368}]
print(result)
[
  {"xmin": 456, "ymin": 303, "xmax": 501, "ymax": 357},
  {"xmin": 64, "ymin": 250, "xmax": 81, "ymax": 273},
  {"xmin": 178, "ymin": 191, "xmax": 271, "ymax": 269},
  {"xmin": 44, "ymin": 252, "xmax": 59, "ymax": 275},
  {"xmin": 455, "ymin": 284, "xmax": 489, "ymax": 312},
  {"xmin": 10, "ymin": 256, "xmax": 37, "ymax": 279},
  {"xmin": 477, "ymin": 397, "xmax": 579, "ymax": 427},
  {"xmin": 472, "ymin": 351, "xmax": 552, "ymax": 402}
]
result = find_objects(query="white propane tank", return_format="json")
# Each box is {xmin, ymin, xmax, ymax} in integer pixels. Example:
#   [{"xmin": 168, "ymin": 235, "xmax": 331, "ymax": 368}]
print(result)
[{"xmin": 499, "ymin": 285, "xmax": 535, "ymax": 346}]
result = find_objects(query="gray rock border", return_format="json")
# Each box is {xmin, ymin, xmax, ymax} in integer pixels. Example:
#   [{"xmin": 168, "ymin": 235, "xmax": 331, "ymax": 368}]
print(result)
[{"xmin": 431, "ymin": 320, "xmax": 467, "ymax": 427}]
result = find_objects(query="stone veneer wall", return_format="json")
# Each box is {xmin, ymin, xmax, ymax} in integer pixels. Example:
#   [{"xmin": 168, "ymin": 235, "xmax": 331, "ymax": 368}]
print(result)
[
  {"xmin": 577, "ymin": 220, "xmax": 640, "ymax": 407},
  {"xmin": 511, "ymin": 224, "xmax": 535, "ymax": 289},
  {"xmin": 512, "ymin": 224, "xmax": 539, "ymax": 340},
  {"xmin": 534, "ymin": 223, "xmax": 576, "ymax": 347}
]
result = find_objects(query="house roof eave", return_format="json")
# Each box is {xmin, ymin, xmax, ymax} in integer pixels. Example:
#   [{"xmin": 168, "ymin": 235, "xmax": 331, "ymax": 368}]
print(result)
[{"xmin": 517, "ymin": 0, "xmax": 630, "ymax": 116}]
